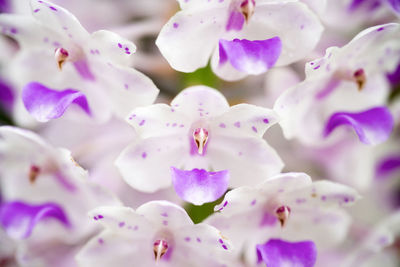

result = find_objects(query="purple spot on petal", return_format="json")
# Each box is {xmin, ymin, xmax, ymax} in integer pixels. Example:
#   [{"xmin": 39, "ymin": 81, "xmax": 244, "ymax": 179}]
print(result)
[
  {"xmin": 142, "ymin": 152, "xmax": 147, "ymax": 159},
  {"xmin": 118, "ymin": 43, "xmax": 122, "ymax": 48},
  {"xmin": 222, "ymin": 244, "xmax": 228, "ymax": 250},
  {"xmin": 251, "ymin": 199, "xmax": 256, "ymax": 206},
  {"xmin": 252, "ymin": 126, "xmax": 257, "ymax": 133},
  {"xmin": 219, "ymin": 123, "xmax": 226, "ymax": 128},
  {"xmin": 118, "ymin": 222, "xmax": 125, "ymax": 228},
  {"xmin": 98, "ymin": 238, "xmax": 104, "ymax": 244},
  {"xmin": 139, "ymin": 120, "xmax": 145, "ymax": 126},
  {"xmin": 263, "ymin": 118, "xmax": 269, "ymax": 124},
  {"xmin": 184, "ymin": 237, "xmax": 191, "ymax": 242},
  {"xmin": 173, "ymin": 23, "xmax": 179, "ymax": 28},
  {"xmin": 377, "ymin": 27, "xmax": 384, "ymax": 31},
  {"xmin": 49, "ymin": 6, "xmax": 57, "ymax": 11},
  {"xmin": 163, "ymin": 220, "xmax": 168, "ymax": 226},
  {"xmin": 234, "ymin": 121, "xmax": 240, "ymax": 128},
  {"xmin": 197, "ymin": 237, "xmax": 201, "ymax": 243}
]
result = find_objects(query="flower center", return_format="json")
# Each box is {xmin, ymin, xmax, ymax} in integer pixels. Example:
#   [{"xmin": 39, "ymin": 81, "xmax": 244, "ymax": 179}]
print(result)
[
  {"xmin": 353, "ymin": 68, "xmax": 366, "ymax": 90},
  {"xmin": 276, "ymin": 205, "xmax": 291, "ymax": 227},
  {"xmin": 54, "ymin": 47, "xmax": 69, "ymax": 70},
  {"xmin": 153, "ymin": 239, "xmax": 169, "ymax": 262},
  {"xmin": 240, "ymin": 0, "xmax": 256, "ymax": 23},
  {"xmin": 193, "ymin": 128, "xmax": 209, "ymax": 155},
  {"xmin": 29, "ymin": 165, "xmax": 41, "ymax": 184}
]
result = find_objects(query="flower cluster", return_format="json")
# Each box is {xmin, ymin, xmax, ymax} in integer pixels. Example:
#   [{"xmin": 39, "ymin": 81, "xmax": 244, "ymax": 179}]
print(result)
[{"xmin": 0, "ymin": 0, "xmax": 399, "ymax": 266}]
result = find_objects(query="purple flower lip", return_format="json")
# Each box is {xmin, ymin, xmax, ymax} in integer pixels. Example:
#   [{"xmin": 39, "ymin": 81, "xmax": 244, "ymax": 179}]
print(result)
[
  {"xmin": 0, "ymin": 201, "xmax": 71, "ymax": 239},
  {"xmin": 170, "ymin": 167, "xmax": 229, "ymax": 205},
  {"xmin": 256, "ymin": 239, "xmax": 317, "ymax": 267},
  {"xmin": 22, "ymin": 82, "xmax": 91, "ymax": 122},
  {"xmin": 219, "ymin": 37, "xmax": 282, "ymax": 75},
  {"xmin": 323, "ymin": 106, "xmax": 394, "ymax": 145}
]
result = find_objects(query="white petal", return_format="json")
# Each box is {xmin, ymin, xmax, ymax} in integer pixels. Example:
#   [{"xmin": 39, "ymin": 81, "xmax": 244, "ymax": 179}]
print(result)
[
  {"xmin": 211, "ymin": 103, "xmax": 279, "ymax": 138},
  {"xmin": 136, "ymin": 201, "xmax": 193, "ymax": 229},
  {"xmin": 177, "ymin": 0, "xmax": 229, "ymax": 10},
  {"xmin": 30, "ymin": 0, "xmax": 88, "ymax": 42},
  {"xmin": 172, "ymin": 223, "xmax": 233, "ymax": 266},
  {"xmin": 115, "ymin": 135, "xmax": 188, "ymax": 193},
  {"xmin": 170, "ymin": 86, "xmax": 230, "ymax": 120},
  {"xmin": 243, "ymin": 1, "xmax": 323, "ymax": 66},
  {"xmin": 89, "ymin": 30, "xmax": 137, "ymax": 66},
  {"xmin": 76, "ymin": 229, "xmax": 155, "ymax": 267},
  {"xmin": 126, "ymin": 104, "xmax": 189, "ymax": 139},
  {"xmin": 208, "ymin": 136, "xmax": 284, "ymax": 187},
  {"xmin": 156, "ymin": 6, "xmax": 227, "ymax": 72},
  {"xmin": 88, "ymin": 206, "xmax": 154, "ymax": 233}
]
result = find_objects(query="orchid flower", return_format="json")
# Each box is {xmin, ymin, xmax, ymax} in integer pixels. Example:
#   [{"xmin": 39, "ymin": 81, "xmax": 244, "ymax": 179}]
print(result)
[
  {"xmin": 206, "ymin": 172, "xmax": 360, "ymax": 265},
  {"xmin": 0, "ymin": 0, "xmax": 158, "ymax": 124},
  {"xmin": 76, "ymin": 201, "xmax": 233, "ymax": 267},
  {"xmin": 0, "ymin": 126, "xmax": 121, "ymax": 266},
  {"xmin": 156, "ymin": 0, "xmax": 323, "ymax": 81},
  {"xmin": 116, "ymin": 85, "xmax": 283, "ymax": 205},
  {"xmin": 275, "ymin": 23, "xmax": 400, "ymax": 146}
]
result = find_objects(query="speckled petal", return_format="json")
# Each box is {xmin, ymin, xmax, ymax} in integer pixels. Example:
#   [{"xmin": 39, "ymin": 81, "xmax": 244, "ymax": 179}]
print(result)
[
  {"xmin": 156, "ymin": 4, "xmax": 227, "ymax": 72},
  {"xmin": 211, "ymin": 103, "xmax": 279, "ymax": 138},
  {"xmin": 115, "ymin": 135, "xmax": 187, "ymax": 193},
  {"xmin": 170, "ymin": 86, "xmax": 230, "ymax": 120}
]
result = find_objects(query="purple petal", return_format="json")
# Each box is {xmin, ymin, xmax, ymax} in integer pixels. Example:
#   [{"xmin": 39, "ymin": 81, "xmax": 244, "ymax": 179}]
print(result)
[
  {"xmin": 387, "ymin": 0, "xmax": 400, "ymax": 14},
  {"xmin": 170, "ymin": 167, "xmax": 229, "ymax": 206},
  {"xmin": 225, "ymin": 11, "xmax": 245, "ymax": 32},
  {"xmin": 0, "ymin": 201, "xmax": 71, "ymax": 239},
  {"xmin": 22, "ymin": 82, "xmax": 91, "ymax": 122},
  {"xmin": 0, "ymin": 79, "xmax": 14, "ymax": 111},
  {"xmin": 0, "ymin": 0, "xmax": 11, "ymax": 13},
  {"xmin": 256, "ymin": 239, "xmax": 317, "ymax": 267},
  {"xmin": 218, "ymin": 37, "xmax": 282, "ymax": 75},
  {"xmin": 348, "ymin": 0, "xmax": 382, "ymax": 11},
  {"xmin": 323, "ymin": 106, "xmax": 394, "ymax": 145},
  {"xmin": 375, "ymin": 155, "xmax": 400, "ymax": 179},
  {"xmin": 387, "ymin": 62, "xmax": 400, "ymax": 85}
]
